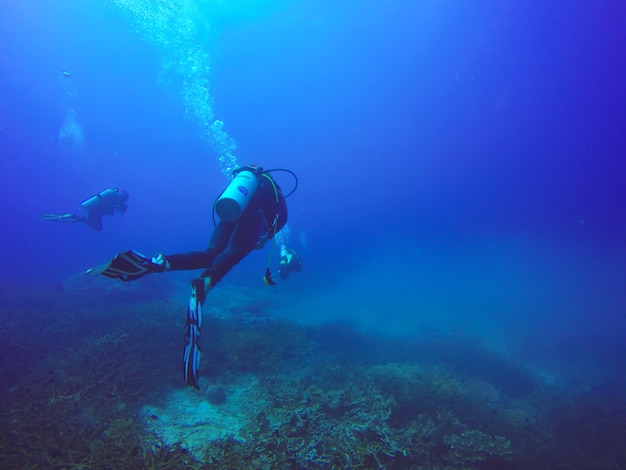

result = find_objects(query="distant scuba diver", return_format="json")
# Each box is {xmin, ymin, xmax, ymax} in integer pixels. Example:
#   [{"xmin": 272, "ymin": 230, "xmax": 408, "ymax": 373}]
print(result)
[
  {"xmin": 88, "ymin": 165, "xmax": 298, "ymax": 389},
  {"xmin": 272, "ymin": 224, "xmax": 303, "ymax": 281},
  {"xmin": 278, "ymin": 244, "xmax": 303, "ymax": 280},
  {"xmin": 42, "ymin": 188, "xmax": 129, "ymax": 231}
]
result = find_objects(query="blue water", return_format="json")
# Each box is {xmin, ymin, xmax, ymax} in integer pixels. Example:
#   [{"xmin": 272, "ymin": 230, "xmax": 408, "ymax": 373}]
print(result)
[{"xmin": 1, "ymin": 0, "xmax": 625, "ymax": 468}]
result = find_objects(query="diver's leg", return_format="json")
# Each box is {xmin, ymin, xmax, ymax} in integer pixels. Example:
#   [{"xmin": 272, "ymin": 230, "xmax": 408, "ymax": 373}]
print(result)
[
  {"xmin": 201, "ymin": 209, "xmax": 265, "ymax": 286},
  {"xmin": 179, "ymin": 221, "xmax": 236, "ymax": 389},
  {"xmin": 166, "ymin": 220, "xmax": 235, "ymax": 271},
  {"xmin": 180, "ymin": 219, "xmax": 250, "ymax": 388}
]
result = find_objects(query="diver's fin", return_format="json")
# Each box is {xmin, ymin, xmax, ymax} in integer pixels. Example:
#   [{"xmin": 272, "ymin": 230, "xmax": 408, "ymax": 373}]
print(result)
[
  {"xmin": 89, "ymin": 250, "xmax": 155, "ymax": 282},
  {"xmin": 41, "ymin": 213, "xmax": 81, "ymax": 223},
  {"xmin": 84, "ymin": 262, "xmax": 111, "ymax": 276},
  {"xmin": 183, "ymin": 282, "xmax": 203, "ymax": 389}
]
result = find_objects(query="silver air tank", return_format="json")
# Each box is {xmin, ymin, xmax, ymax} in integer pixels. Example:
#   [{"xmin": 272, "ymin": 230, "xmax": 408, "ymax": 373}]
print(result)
[
  {"xmin": 215, "ymin": 169, "xmax": 260, "ymax": 221},
  {"xmin": 81, "ymin": 188, "xmax": 117, "ymax": 212}
]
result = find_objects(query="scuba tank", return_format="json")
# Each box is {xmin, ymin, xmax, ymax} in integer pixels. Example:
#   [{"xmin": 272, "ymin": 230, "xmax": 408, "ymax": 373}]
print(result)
[
  {"xmin": 81, "ymin": 188, "xmax": 121, "ymax": 214},
  {"xmin": 215, "ymin": 166, "xmax": 261, "ymax": 221},
  {"xmin": 211, "ymin": 166, "xmax": 298, "ymax": 226}
]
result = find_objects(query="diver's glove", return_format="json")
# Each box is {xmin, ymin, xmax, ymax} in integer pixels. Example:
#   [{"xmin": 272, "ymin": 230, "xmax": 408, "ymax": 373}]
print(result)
[
  {"xmin": 183, "ymin": 278, "xmax": 205, "ymax": 389},
  {"xmin": 93, "ymin": 250, "xmax": 167, "ymax": 282},
  {"xmin": 151, "ymin": 253, "xmax": 171, "ymax": 271}
]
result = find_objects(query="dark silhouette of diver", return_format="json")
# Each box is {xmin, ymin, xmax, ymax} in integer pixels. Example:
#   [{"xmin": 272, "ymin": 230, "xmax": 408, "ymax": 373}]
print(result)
[
  {"xmin": 89, "ymin": 166, "xmax": 297, "ymax": 388},
  {"xmin": 42, "ymin": 188, "xmax": 129, "ymax": 231}
]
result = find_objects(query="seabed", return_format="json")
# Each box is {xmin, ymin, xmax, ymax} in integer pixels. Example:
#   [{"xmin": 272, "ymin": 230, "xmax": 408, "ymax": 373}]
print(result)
[{"xmin": 1, "ymin": 280, "xmax": 625, "ymax": 469}]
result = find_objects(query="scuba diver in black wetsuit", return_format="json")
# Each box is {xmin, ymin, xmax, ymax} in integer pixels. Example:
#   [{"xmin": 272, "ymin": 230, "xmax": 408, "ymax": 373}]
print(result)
[
  {"xmin": 90, "ymin": 165, "xmax": 297, "ymax": 388},
  {"xmin": 42, "ymin": 188, "xmax": 129, "ymax": 231},
  {"xmin": 161, "ymin": 166, "xmax": 290, "ymax": 298}
]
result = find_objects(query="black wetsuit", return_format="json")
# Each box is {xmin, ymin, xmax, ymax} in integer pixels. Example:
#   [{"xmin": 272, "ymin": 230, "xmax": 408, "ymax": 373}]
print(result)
[{"xmin": 166, "ymin": 173, "xmax": 288, "ymax": 285}]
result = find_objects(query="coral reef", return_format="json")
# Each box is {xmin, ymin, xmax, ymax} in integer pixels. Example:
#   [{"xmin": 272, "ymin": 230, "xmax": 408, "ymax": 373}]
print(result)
[
  {"xmin": 207, "ymin": 363, "xmax": 513, "ymax": 469},
  {"xmin": 1, "ymin": 285, "xmax": 625, "ymax": 469}
]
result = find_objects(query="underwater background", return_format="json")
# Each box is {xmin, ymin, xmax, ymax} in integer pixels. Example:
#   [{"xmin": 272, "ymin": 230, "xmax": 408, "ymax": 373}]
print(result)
[{"xmin": 1, "ymin": 0, "xmax": 625, "ymax": 468}]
